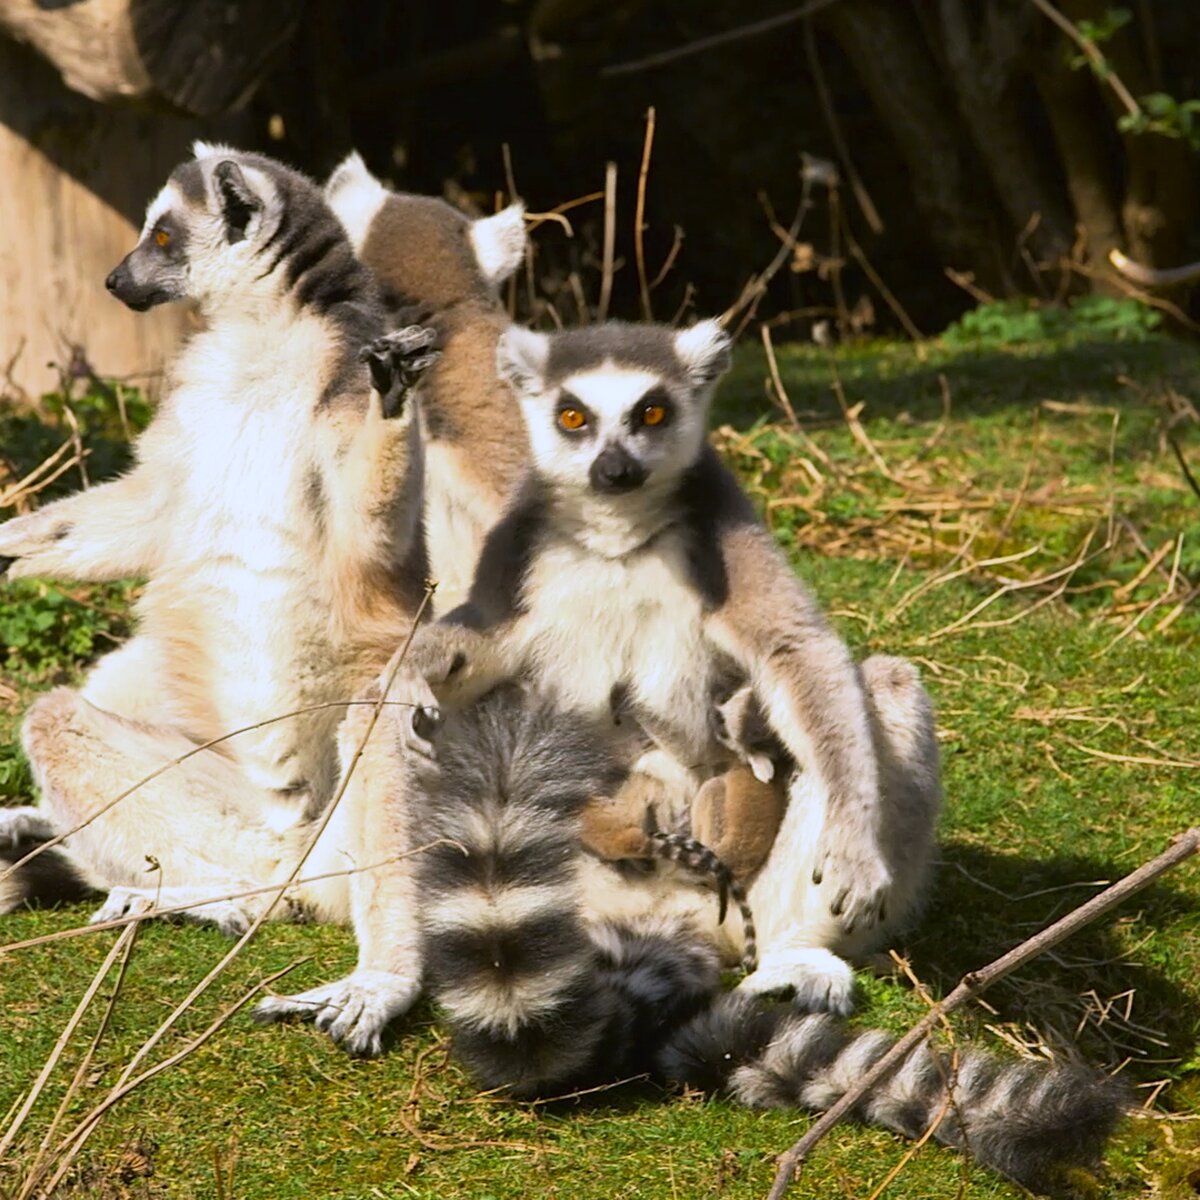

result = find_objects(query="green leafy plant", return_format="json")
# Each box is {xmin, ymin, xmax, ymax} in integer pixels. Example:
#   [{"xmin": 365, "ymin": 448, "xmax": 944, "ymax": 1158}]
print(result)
[
  {"xmin": 0, "ymin": 581, "xmax": 134, "ymax": 681},
  {"xmin": 942, "ymin": 296, "xmax": 1160, "ymax": 348}
]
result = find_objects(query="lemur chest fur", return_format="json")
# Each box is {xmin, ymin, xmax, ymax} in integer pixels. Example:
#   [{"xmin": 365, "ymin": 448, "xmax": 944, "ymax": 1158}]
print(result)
[{"xmin": 516, "ymin": 533, "xmax": 713, "ymax": 757}]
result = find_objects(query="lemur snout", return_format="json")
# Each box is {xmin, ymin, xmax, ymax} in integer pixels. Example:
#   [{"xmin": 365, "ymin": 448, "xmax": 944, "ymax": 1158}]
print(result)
[{"xmin": 589, "ymin": 443, "xmax": 647, "ymax": 494}]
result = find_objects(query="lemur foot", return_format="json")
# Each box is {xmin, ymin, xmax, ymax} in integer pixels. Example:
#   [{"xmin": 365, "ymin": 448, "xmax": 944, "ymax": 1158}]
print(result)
[
  {"xmin": 812, "ymin": 842, "xmax": 891, "ymax": 933},
  {"xmin": 90, "ymin": 885, "xmax": 263, "ymax": 937},
  {"xmin": 361, "ymin": 324, "xmax": 441, "ymax": 419},
  {"xmin": 737, "ymin": 947, "xmax": 856, "ymax": 1015},
  {"xmin": 254, "ymin": 969, "xmax": 420, "ymax": 1056}
]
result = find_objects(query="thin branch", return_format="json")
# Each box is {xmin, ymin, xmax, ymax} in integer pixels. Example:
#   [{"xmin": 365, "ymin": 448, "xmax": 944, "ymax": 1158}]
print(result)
[
  {"xmin": 634, "ymin": 107, "xmax": 656, "ymax": 321},
  {"xmin": 37, "ymin": 959, "xmax": 303, "ymax": 1196},
  {"xmin": 1027, "ymin": 0, "xmax": 1141, "ymax": 117},
  {"xmin": 1168, "ymin": 434, "xmax": 1200, "ymax": 503},
  {"xmin": 598, "ymin": 162, "xmax": 617, "ymax": 322},
  {"xmin": 767, "ymin": 826, "xmax": 1200, "ymax": 1199},
  {"xmin": 0, "ymin": 843, "xmax": 459, "ymax": 957},
  {"xmin": 0, "ymin": 699, "xmax": 423, "ymax": 888},
  {"xmin": 601, "ymin": 0, "xmax": 845, "ymax": 77}
]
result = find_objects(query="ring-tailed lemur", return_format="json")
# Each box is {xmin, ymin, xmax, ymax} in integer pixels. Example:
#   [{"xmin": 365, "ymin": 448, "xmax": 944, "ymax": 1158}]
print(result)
[
  {"xmin": 323, "ymin": 153, "xmax": 530, "ymax": 615},
  {"xmin": 257, "ymin": 317, "xmax": 939, "ymax": 1047},
  {"xmin": 0, "ymin": 147, "xmax": 436, "ymax": 971},
  {"xmin": 412, "ymin": 685, "xmax": 1124, "ymax": 1192},
  {"xmin": 405, "ymin": 318, "xmax": 939, "ymax": 1004}
]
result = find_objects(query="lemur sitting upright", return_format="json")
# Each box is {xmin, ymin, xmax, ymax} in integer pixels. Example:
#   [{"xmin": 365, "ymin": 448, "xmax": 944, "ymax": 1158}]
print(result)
[
  {"xmin": 255, "ymin": 317, "xmax": 941, "ymax": 1051},
  {"xmin": 0, "ymin": 145, "xmax": 436, "ymax": 946},
  {"xmin": 323, "ymin": 153, "xmax": 529, "ymax": 615}
]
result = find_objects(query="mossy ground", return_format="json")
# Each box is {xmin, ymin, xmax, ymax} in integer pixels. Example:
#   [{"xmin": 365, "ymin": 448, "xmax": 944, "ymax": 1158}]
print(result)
[{"xmin": 1, "ymin": 330, "xmax": 1197, "ymax": 1198}]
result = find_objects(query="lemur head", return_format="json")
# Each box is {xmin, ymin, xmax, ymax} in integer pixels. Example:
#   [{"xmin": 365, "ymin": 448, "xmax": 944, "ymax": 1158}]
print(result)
[
  {"xmin": 323, "ymin": 152, "xmax": 527, "ymax": 308},
  {"xmin": 106, "ymin": 143, "xmax": 362, "ymax": 316},
  {"xmin": 496, "ymin": 320, "xmax": 731, "ymax": 499}
]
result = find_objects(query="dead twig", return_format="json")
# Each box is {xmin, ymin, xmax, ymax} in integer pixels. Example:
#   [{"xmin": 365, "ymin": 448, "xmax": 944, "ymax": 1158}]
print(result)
[
  {"xmin": 601, "ymin": 0, "xmax": 844, "ymax": 77},
  {"xmin": 0, "ymin": 921, "xmax": 140, "ymax": 1160},
  {"xmin": 634, "ymin": 107, "xmax": 656, "ymax": 321},
  {"xmin": 1027, "ymin": 0, "xmax": 1141, "ymax": 118},
  {"xmin": 767, "ymin": 827, "xmax": 1200, "ymax": 1198},
  {"xmin": 598, "ymin": 162, "xmax": 617, "ymax": 322}
]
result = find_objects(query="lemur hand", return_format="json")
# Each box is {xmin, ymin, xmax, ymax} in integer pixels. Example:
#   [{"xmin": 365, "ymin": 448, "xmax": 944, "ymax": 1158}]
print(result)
[
  {"xmin": 361, "ymin": 325, "xmax": 441, "ymax": 419},
  {"xmin": 812, "ymin": 834, "xmax": 892, "ymax": 934},
  {"xmin": 0, "ymin": 511, "xmax": 70, "ymax": 580},
  {"xmin": 381, "ymin": 661, "xmax": 442, "ymax": 762}
]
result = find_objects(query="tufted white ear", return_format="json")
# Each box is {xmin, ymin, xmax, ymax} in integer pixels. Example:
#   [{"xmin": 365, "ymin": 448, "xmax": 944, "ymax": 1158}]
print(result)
[
  {"xmin": 673, "ymin": 318, "xmax": 732, "ymax": 385},
  {"xmin": 192, "ymin": 140, "xmax": 238, "ymax": 161},
  {"xmin": 496, "ymin": 324, "xmax": 550, "ymax": 395},
  {"xmin": 470, "ymin": 203, "xmax": 528, "ymax": 287},
  {"xmin": 323, "ymin": 151, "xmax": 389, "ymax": 251}
]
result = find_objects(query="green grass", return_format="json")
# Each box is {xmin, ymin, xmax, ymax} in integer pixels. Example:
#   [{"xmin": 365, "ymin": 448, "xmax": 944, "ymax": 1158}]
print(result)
[{"xmin": 1, "ymin": 330, "xmax": 1198, "ymax": 1198}]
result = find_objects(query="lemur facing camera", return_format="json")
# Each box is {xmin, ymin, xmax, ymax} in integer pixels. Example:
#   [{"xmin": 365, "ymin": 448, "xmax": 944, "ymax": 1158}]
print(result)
[
  {"xmin": 256, "ymin": 316, "xmax": 940, "ymax": 1053},
  {"xmin": 0, "ymin": 145, "xmax": 437, "ymax": 940}
]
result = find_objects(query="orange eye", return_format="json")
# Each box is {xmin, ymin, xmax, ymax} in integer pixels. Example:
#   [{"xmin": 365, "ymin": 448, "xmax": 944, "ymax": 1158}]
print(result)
[
  {"xmin": 558, "ymin": 407, "xmax": 587, "ymax": 431},
  {"xmin": 154, "ymin": 229, "xmax": 171, "ymax": 248},
  {"xmin": 642, "ymin": 403, "xmax": 666, "ymax": 427}
]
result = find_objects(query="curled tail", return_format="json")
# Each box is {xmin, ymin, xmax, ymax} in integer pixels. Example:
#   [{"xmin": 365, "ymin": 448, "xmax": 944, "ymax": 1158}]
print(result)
[
  {"xmin": 650, "ymin": 830, "xmax": 757, "ymax": 973},
  {"xmin": 414, "ymin": 688, "xmax": 1124, "ymax": 1187},
  {"xmin": 414, "ymin": 686, "xmax": 721, "ymax": 1098},
  {"xmin": 659, "ymin": 993, "xmax": 1126, "ymax": 1192},
  {"xmin": 0, "ymin": 809, "xmax": 93, "ymax": 914}
]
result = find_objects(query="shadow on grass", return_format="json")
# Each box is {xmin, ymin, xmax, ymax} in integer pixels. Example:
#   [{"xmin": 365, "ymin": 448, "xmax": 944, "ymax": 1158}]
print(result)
[
  {"xmin": 908, "ymin": 839, "xmax": 1199, "ymax": 1079},
  {"xmin": 715, "ymin": 335, "xmax": 1200, "ymax": 430}
]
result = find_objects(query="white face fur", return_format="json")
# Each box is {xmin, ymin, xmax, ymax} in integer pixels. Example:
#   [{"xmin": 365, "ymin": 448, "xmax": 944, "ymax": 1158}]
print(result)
[
  {"xmin": 108, "ymin": 143, "xmax": 292, "ymax": 315},
  {"xmin": 497, "ymin": 320, "xmax": 730, "ymax": 502}
]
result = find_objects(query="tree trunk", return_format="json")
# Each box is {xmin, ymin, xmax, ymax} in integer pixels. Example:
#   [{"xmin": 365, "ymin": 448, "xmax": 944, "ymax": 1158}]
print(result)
[
  {"xmin": 820, "ymin": 0, "xmax": 1012, "ymax": 294},
  {"xmin": 931, "ymin": 0, "xmax": 1076, "ymax": 273},
  {"xmin": 0, "ymin": 0, "xmax": 303, "ymax": 115},
  {"xmin": 0, "ymin": 37, "xmax": 250, "ymax": 400}
]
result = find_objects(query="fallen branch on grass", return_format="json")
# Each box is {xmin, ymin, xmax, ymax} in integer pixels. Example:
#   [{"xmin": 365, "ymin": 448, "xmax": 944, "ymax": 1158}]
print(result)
[{"xmin": 767, "ymin": 826, "xmax": 1200, "ymax": 1200}]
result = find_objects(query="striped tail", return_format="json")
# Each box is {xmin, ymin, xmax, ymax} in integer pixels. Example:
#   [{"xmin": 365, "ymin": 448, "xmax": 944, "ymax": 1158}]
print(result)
[
  {"xmin": 658, "ymin": 993, "xmax": 1126, "ymax": 1192},
  {"xmin": 649, "ymin": 831, "xmax": 757, "ymax": 973},
  {"xmin": 411, "ymin": 688, "xmax": 1124, "ymax": 1187},
  {"xmin": 0, "ymin": 809, "xmax": 93, "ymax": 914},
  {"xmin": 413, "ymin": 685, "xmax": 722, "ymax": 1098}
]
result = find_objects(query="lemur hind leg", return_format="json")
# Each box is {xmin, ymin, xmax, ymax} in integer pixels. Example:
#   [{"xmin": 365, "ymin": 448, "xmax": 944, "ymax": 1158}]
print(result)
[
  {"xmin": 254, "ymin": 676, "xmax": 425, "ymax": 1056},
  {"xmin": 18, "ymin": 683, "xmax": 285, "ymax": 928},
  {"xmin": 738, "ymin": 655, "xmax": 940, "ymax": 1014}
]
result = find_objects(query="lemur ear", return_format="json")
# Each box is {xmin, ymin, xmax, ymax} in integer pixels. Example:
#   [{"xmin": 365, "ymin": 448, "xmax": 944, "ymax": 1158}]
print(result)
[
  {"xmin": 213, "ymin": 161, "xmax": 261, "ymax": 244},
  {"xmin": 673, "ymin": 319, "xmax": 732, "ymax": 386},
  {"xmin": 324, "ymin": 151, "xmax": 374, "ymax": 201},
  {"xmin": 324, "ymin": 151, "xmax": 388, "ymax": 251},
  {"xmin": 471, "ymin": 203, "xmax": 528, "ymax": 287},
  {"xmin": 496, "ymin": 325, "xmax": 550, "ymax": 395}
]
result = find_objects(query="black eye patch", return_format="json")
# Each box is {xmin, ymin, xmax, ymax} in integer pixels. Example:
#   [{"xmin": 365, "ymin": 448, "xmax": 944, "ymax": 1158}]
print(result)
[
  {"xmin": 149, "ymin": 215, "xmax": 187, "ymax": 260},
  {"xmin": 555, "ymin": 391, "xmax": 594, "ymax": 436},
  {"xmin": 628, "ymin": 386, "xmax": 674, "ymax": 432}
]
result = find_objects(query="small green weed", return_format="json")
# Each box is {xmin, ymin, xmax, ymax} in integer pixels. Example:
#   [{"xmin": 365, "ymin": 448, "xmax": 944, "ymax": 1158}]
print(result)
[{"xmin": 942, "ymin": 296, "xmax": 1162, "ymax": 348}]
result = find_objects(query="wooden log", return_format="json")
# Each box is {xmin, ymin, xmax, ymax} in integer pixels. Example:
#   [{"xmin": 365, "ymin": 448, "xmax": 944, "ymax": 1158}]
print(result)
[
  {"xmin": 0, "ymin": 36, "xmax": 251, "ymax": 401},
  {"xmin": 0, "ymin": 0, "xmax": 303, "ymax": 115}
]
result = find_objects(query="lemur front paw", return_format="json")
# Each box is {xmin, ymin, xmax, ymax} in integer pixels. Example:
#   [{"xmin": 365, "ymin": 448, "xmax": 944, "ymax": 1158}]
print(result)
[
  {"xmin": 361, "ymin": 324, "xmax": 441, "ymax": 419},
  {"xmin": 0, "ymin": 512, "xmax": 70, "ymax": 578},
  {"xmin": 254, "ymin": 969, "xmax": 420, "ymax": 1057},
  {"xmin": 379, "ymin": 655, "xmax": 443, "ymax": 762},
  {"xmin": 812, "ymin": 841, "xmax": 892, "ymax": 933}
]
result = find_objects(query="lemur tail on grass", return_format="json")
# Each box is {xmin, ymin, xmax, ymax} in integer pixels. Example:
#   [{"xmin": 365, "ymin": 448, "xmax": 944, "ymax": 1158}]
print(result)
[{"xmin": 413, "ymin": 686, "xmax": 1124, "ymax": 1193}]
